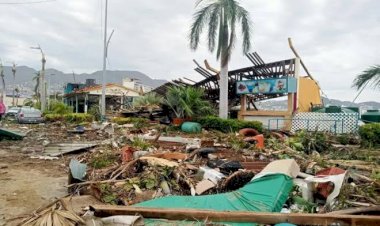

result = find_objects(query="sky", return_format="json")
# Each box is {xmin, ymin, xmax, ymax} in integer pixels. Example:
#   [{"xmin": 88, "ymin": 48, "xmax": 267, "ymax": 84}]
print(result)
[{"xmin": 0, "ymin": 0, "xmax": 379, "ymax": 102}]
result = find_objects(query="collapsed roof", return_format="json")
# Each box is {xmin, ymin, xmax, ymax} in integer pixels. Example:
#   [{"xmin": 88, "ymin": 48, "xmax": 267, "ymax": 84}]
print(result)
[{"xmin": 151, "ymin": 52, "xmax": 296, "ymax": 107}]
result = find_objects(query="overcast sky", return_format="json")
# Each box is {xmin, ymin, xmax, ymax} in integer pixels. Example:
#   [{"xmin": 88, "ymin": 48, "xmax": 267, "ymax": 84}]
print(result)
[{"xmin": 0, "ymin": 0, "xmax": 379, "ymax": 102}]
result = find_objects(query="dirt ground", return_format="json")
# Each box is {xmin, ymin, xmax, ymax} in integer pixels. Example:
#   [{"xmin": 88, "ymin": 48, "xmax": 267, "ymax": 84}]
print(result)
[{"xmin": 0, "ymin": 143, "xmax": 68, "ymax": 226}]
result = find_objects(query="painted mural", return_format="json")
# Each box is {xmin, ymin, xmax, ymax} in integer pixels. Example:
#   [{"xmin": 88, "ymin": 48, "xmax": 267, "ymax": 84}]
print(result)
[{"xmin": 236, "ymin": 77, "xmax": 297, "ymax": 95}]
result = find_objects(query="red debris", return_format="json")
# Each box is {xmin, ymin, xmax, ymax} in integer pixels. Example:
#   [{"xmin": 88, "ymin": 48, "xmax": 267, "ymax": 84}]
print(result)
[{"xmin": 239, "ymin": 128, "xmax": 259, "ymax": 137}]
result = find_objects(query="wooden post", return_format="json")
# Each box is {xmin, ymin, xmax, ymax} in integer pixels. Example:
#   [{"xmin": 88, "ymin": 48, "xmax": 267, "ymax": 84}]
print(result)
[
  {"xmin": 84, "ymin": 94, "xmax": 88, "ymax": 113},
  {"xmin": 239, "ymin": 94, "xmax": 247, "ymax": 120},
  {"xmin": 75, "ymin": 95, "xmax": 78, "ymax": 113},
  {"xmin": 90, "ymin": 205, "xmax": 380, "ymax": 226}
]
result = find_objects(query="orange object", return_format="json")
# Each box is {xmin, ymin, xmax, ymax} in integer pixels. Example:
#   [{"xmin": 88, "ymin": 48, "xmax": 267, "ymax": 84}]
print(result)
[
  {"xmin": 239, "ymin": 128, "xmax": 259, "ymax": 137},
  {"xmin": 243, "ymin": 134, "xmax": 265, "ymax": 149}
]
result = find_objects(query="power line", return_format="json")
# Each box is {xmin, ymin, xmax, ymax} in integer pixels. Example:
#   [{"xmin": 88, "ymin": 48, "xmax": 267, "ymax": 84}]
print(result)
[{"xmin": 0, "ymin": 0, "xmax": 56, "ymax": 5}]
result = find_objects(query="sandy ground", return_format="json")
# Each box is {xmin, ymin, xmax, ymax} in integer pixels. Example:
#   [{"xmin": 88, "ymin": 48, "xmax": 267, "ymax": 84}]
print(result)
[{"xmin": 0, "ymin": 144, "xmax": 68, "ymax": 226}]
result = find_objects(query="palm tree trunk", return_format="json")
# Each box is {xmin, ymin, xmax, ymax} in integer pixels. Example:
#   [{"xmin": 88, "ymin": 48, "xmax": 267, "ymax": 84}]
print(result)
[{"xmin": 219, "ymin": 61, "xmax": 229, "ymax": 119}]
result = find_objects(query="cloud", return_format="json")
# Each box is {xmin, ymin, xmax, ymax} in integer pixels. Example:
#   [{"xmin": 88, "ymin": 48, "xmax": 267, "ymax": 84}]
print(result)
[{"xmin": 0, "ymin": 0, "xmax": 379, "ymax": 101}]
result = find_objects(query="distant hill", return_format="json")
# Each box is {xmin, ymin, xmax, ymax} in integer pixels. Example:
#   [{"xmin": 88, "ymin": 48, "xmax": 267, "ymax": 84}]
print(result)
[{"xmin": 1, "ymin": 66, "xmax": 167, "ymax": 94}]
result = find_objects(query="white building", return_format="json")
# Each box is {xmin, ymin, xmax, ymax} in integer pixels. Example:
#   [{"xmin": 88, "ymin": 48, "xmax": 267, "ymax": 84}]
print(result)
[{"xmin": 122, "ymin": 78, "xmax": 153, "ymax": 94}]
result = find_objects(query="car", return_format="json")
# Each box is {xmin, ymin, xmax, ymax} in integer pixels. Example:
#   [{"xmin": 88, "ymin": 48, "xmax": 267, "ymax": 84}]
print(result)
[
  {"xmin": 16, "ymin": 107, "xmax": 44, "ymax": 124},
  {"xmin": 6, "ymin": 107, "xmax": 21, "ymax": 117}
]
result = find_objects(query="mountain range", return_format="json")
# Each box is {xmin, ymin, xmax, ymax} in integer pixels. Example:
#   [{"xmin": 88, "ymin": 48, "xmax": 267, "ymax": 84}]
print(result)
[
  {"xmin": 1, "ymin": 66, "xmax": 379, "ymax": 110},
  {"xmin": 1, "ymin": 66, "xmax": 167, "ymax": 93},
  {"xmin": 258, "ymin": 97, "xmax": 380, "ymax": 111}
]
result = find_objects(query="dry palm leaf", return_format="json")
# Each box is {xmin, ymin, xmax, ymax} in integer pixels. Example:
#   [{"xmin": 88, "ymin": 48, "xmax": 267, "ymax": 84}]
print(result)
[{"xmin": 22, "ymin": 202, "xmax": 84, "ymax": 226}]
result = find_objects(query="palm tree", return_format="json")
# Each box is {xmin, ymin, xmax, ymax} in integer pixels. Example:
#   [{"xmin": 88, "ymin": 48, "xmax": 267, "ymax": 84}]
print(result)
[
  {"xmin": 352, "ymin": 65, "xmax": 380, "ymax": 90},
  {"xmin": 189, "ymin": 0, "xmax": 252, "ymax": 119}
]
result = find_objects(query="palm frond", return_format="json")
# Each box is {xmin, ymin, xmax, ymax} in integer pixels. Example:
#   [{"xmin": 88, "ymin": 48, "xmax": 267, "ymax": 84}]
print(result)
[
  {"xmin": 189, "ymin": 3, "xmax": 218, "ymax": 50},
  {"xmin": 352, "ymin": 65, "xmax": 380, "ymax": 90},
  {"xmin": 236, "ymin": 5, "xmax": 252, "ymax": 53},
  {"xmin": 208, "ymin": 4, "xmax": 221, "ymax": 52},
  {"xmin": 190, "ymin": 0, "xmax": 253, "ymax": 64}
]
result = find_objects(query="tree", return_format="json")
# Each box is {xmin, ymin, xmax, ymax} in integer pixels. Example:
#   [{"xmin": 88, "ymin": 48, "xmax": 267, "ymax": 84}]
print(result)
[
  {"xmin": 352, "ymin": 65, "xmax": 380, "ymax": 90},
  {"xmin": 189, "ymin": 0, "xmax": 252, "ymax": 119}
]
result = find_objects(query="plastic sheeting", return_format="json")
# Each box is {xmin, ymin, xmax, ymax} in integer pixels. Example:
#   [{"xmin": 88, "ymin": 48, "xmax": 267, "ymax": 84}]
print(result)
[{"xmin": 135, "ymin": 173, "xmax": 293, "ymax": 226}]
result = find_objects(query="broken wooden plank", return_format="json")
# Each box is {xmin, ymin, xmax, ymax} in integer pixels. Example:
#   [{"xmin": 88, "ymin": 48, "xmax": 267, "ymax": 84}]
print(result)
[
  {"xmin": 327, "ymin": 206, "xmax": 380, "ymax": 215},
  {"xmin": 90, "ymin": 205, "xmax": 380, "ymax": 226},
  {"xmin": 42, "ymin": 143, "xmax": 97, "ymax": 157}
]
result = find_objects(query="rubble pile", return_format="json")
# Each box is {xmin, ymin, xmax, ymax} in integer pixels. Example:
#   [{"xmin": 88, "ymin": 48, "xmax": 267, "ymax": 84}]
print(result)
[{"xmin": 2, "ymin": 119, "xmax": 379, "ymax": 225}]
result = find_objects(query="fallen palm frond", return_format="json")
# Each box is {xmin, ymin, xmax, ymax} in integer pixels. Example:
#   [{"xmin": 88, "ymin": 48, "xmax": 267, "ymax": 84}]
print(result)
[{"xmin": 21, "ymin": 201, "xmax": 84, "ymax": 226}]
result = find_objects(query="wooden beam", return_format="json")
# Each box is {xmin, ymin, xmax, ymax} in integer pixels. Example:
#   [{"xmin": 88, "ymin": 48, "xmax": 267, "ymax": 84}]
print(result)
[
  {"xmin": 90, "ymin": 205, "xmax": 380, "ymax": 226},
  {"xmin": 204, "ymin": 60, "xmax": 220, "ymax": 80},
  {"xmin": 288, "ymin": 37, "xmax": 313, "ymax": 78}
]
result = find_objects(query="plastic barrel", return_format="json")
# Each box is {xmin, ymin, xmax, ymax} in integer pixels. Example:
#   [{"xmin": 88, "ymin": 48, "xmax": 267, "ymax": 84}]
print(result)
[{"xmin": 181, "ymin": 122, "xmax": 202, "ymax": 133}]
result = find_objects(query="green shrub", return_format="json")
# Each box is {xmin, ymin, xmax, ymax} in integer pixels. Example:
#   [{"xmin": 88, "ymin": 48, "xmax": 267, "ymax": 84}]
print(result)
[
  {"xmin": 64, "ymin": 113, "xmax": 94, "ymax": 123},
  {"xmin": 90, "ymin": 151, "xmax": 119, "ymax": 169},
  {"xmin": 88, "ymin": 104, "xmax": 101, "ymax": 121},
  {"xmin": 165, "ymin": 86, "xmax": 215, "ymax": 118},
  {"xmin": 194, "ymin": 116, "xmax": 263, "ymax": 133},
  {"xmin": 48, "ymin": 100, "xmax": 73, "ymax": 114},
  {"xmin": 292, "ymin": 130, "xmax": 331, "ymax": 154},
  {"xmin": 131, "ymin": 137, "xmax": 152, "ymax": 151},
  {"xmin": 359, "ymin": 123, "xmax": 380, "ymax": 147},
  {"xmin": 44, "ymin": 113, "xmax": 64, "ymax": 122}
]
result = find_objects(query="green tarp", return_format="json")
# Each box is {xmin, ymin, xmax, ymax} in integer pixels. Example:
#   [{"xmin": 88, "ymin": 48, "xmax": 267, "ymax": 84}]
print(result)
[{"xmin": 135, "ymin": 173, "xmax": 293, "ymax": 226}]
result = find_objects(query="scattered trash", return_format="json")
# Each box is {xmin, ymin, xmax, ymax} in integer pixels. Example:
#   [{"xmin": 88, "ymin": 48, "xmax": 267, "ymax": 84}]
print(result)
[
  {"xmin": 150, "ymin": 152, "xmax": 188, "ymax": 161},
  {"xmin": 101, "ymin": 215, "xmax": 144, "ymax": 226},
  {"xmin": 244, "ymin": 134, "xmax": 265, "ymax": 149},
  {"xmin": 0, "ymin": 128, "xmax": 26, "ymax": 140},
  {"xmin": 259, "ymin": 159, "xmax": 300, "ymax": 178},
  {"xmin": 197, "ymin": 147, "xmax": 217, "ymax": 157},
  {"xmin": 315, "ymin": 167, "xmax": 346, "ymax": 199},
  {"xmin": 133, "ymin": 150, "xmax": 149, "ymax": 159},
  {"xmin": 199, "ymin": 166, "xmax": 225, "ymax": 184},
  {"xmin": 207, "ymin": 159, "xmax": 243, "ymax": 174},
  {"xmin": 139, "ymin": 156, "xmax": 179, "ymax": 167},
  {"xmin": 69, "ymin": 159, "xmax": 87, "ymax": 181},
  {"xmin": 67, "ymin": 125, "xmax": 85, "ymax": 134},
  {"xmin": 121, "ymin": 145, "xmax": 135, "ymax": 162},
  {"xmin": 195, "ymin": 179, "xmax": 216, "ymax": 195},
  {"xmin": 305, "ymin": 171, "xmax": 346, "ymax": 205},
  {"xmin": 42, "ymin": 142, "xmax": 97, "ymax": 157},
  {"xmin": 30, "ymin": 155, "xmax": 59, "ymax": 160}
]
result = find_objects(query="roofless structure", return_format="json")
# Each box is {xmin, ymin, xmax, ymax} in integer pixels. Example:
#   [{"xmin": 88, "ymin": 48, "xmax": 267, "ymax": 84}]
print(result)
[{"xmin": 152, "ymin": 52, "xmax": 322, "ymax": 127}]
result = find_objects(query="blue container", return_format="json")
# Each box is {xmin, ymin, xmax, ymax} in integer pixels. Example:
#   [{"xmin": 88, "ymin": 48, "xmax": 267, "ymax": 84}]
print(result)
[{"xmin": 181, "ymin": 122, "xmax": 202, "ymax": 133}]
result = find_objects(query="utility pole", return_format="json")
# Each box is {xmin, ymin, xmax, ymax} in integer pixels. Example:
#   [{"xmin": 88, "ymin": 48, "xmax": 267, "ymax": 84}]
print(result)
[
  {"xmin": 100, "ymin": 0, "xmax": 115, "ymax": 120},
  {"xmin": 72, "ymin": 70, "xmax": 76, "ymax": 83},
  {"xmin": 31, "ymin": 45, "xmax": 46, "ymax": 112},
  {"xmin": 11, "ymin": 62, "xmax": 16, "ymax": 106},
  {"xmin": 101, "ymin": 0, "xmax": 109, "ymax": 119}
]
